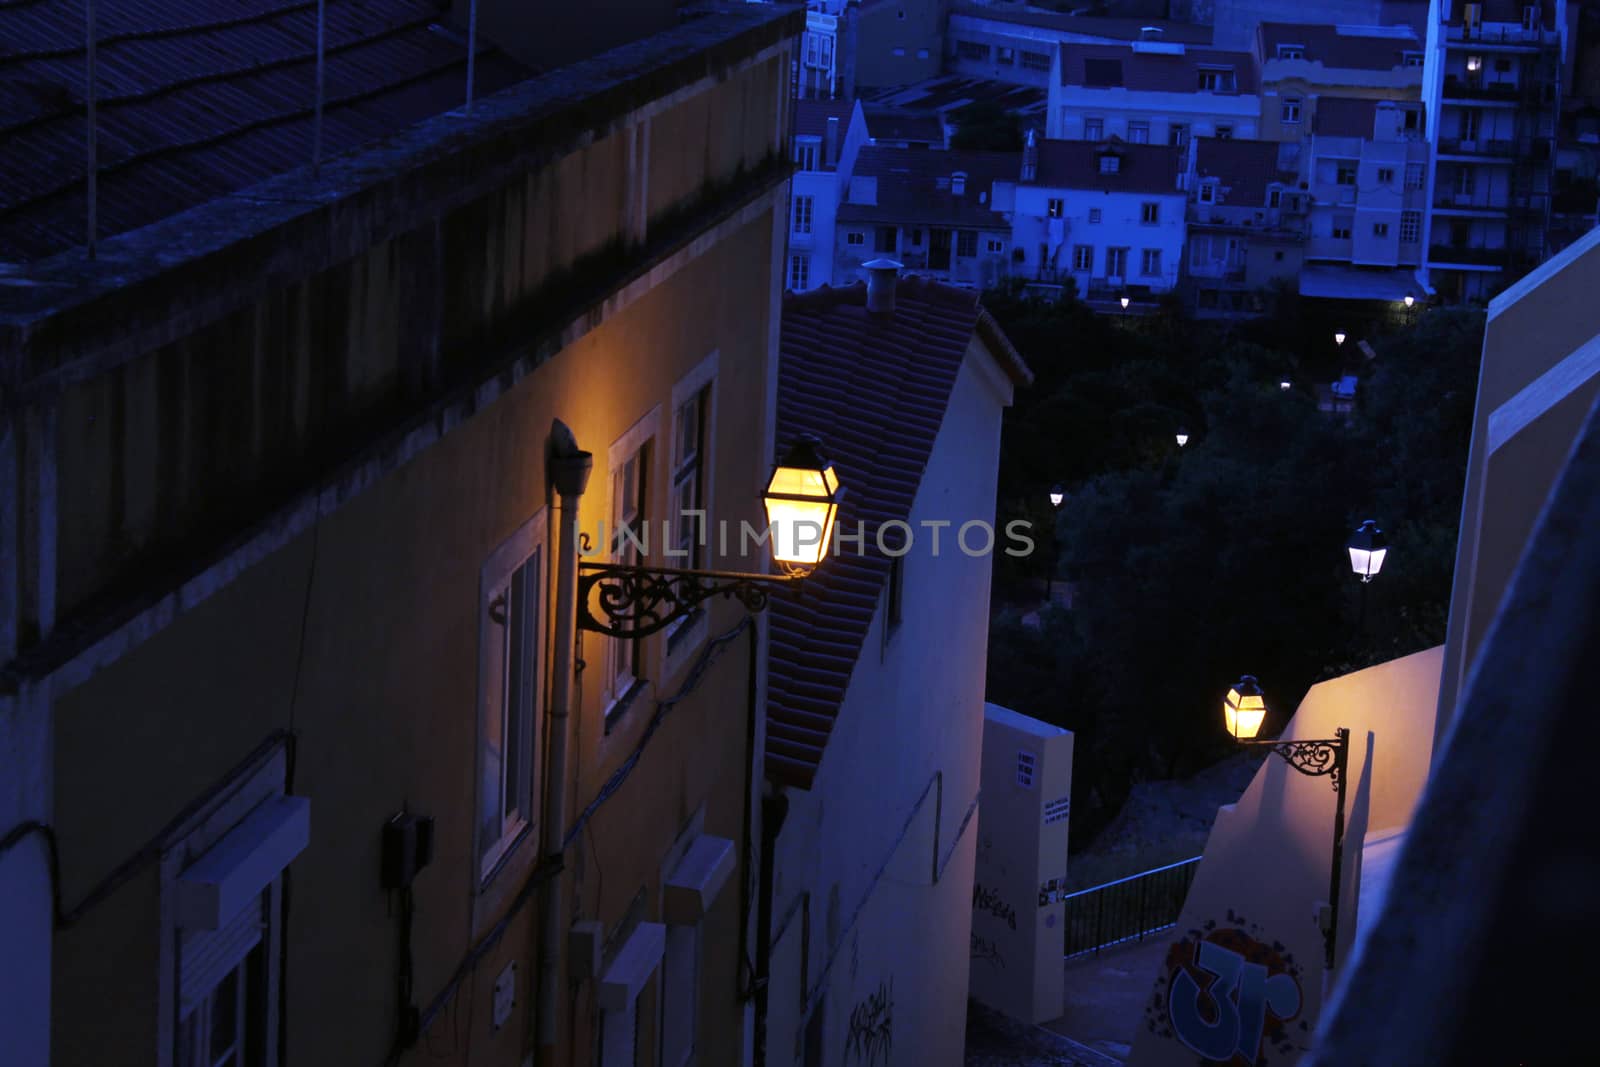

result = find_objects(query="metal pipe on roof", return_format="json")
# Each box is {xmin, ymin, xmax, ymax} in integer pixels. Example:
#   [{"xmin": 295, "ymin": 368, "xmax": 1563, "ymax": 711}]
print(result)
[
  {"xmin": 313, "ymin": 0, "xmax": 326, "ymax": 178},
  {"xmin": 466, "ymin": 0, "xmax": 478, "ymax": 113},
  {"xmin": 85, "ymin": 0, "xmax": 97, "ymax": 259}
]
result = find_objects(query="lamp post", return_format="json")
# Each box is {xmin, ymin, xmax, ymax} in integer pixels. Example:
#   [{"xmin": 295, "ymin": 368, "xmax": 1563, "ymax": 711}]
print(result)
[
  {"xmin": 1334, "ymin": 330, "xmax": 1347, "ymax": 347},
  {"xmin": 1043, "ymin": 484, "xmax": 1065, "ymax": 599},
  {"xmin": 1119, "ymin": 294, "xmax": 1131, "ymax": 311},
  {"xmin": 1279, "ymin": 378, "xmax": 1292, "ymax": 392},
  {"xmin": 1346, "ymin": 518, "xmax": 1387, "ymax": 632},
  {"xmin": 1175, "ymin": 428, "xmax": 1189, "ymax": 448},
  {"xmin": 1223, "ymin": 675, "xmax": 1350, "ymax": 972},
  {"xmin": 576, "ymin": 435, "xmax": 843, "ymax": 637}
]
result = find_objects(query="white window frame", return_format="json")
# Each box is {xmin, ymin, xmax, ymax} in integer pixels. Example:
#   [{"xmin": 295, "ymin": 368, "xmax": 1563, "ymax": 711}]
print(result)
[
  {"xmin": 1377, "ymin": 167, "xmax": 1396, "ymax": 185},
  {"xmin": 1106, "ymin": 246, "xmax": 1128, "ymax": 277},
  {"xmin": 792, "ymin": 195, "xmax": 814, "ymax": 235},
  {"xmin": 986, "ymin": 237, "xmax": 1004, "ymax": 253},
  {"xmin": 1046, "ymin": 197, "xmax": 1064, "ymax": 218},
  {"xmin": 158, "ymin": 743, "xmax": 300, "ymax": 1067},
  {"xmin": 606, "ymin": 408, "xmax": 660, "ymax": 723},
  {"xmin": 1404, "ymin": 162, "xmax": 1425, "ymax": 190},
  {"xmin": 1084, "ymin": 116, "xmax": 1104, "ymax": 140},
  {"xmin": 1169, "ymin": 123, "xmax": 1189, "ymax": 147},
  {"xmin": 660, "ymin": 353, "xmax": 718, "ymax": 679},
  {"xmin": 1128, "ymin": 120, "xmax": 1150, "ymax": 144},
  {"xmin": 1373, "ymin": 222, "xmax": 1390, "ymax": 237},
  {"xmin": 477, "ymin": 510, "xmax": 547, "ymax": 885},
  {"xmin": 794, "ymin": 139, "xmax": 819, "ymax": 171},
  {"xmin": 1282, "ymin": 97, "xmax": 1302, "ymax": 124},
  {"xmin": 789, "ymin": 253, "xmax": 810, "ymax": 291},
  {"xmin": 1140, "ymin": 201, "xmax": 1159, "ymax": 224},
  {"xmin": 1141, "ymin": 248, "xmax": 1162, "ymax": 276},
  {"xmin": 1198, "ymin": 181, "xmax": 1217, "ymax": 204},
  {"xmin": 1072, "ymin": 244, "xmax": 1093, "ymax": 271},
  {"xmin": 1400, "ymin": 210, "xmax": 1422, "ymax": 243},
  {"xmin": 846, "ymin": 231, "xmax": 865, "ymax": 246},
  {"xmin": 1277, "ymin": 44, "xmax": 1305, "ymax": 61}
]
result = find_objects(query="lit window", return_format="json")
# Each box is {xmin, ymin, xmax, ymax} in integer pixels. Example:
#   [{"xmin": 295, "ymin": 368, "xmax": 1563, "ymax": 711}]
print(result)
[
  {"xmin": 1047, "ymin": 197, "xmax": 1065, "ymax": 218},
  {"xmin": 479, "ymin": 516, "xmax": 544, "ymax": 876},
  {"xmin": 1141, "ymin": 201, "xmax": 1159, "ymax": 224},
  {"xmin": 788, "ymin": 253, "xmax": 810, "ymax": 291},
  {"xmin": 1072, "ymin": 245, "xmax": 1093, "ymax": 271},
  {"xmin": 1141, "ymin": 248, "xmax": 1162, "ymax": 276},
  {"xmin": 1282, "ymin": 97, "xmax": 1302, "ymax": 124}
]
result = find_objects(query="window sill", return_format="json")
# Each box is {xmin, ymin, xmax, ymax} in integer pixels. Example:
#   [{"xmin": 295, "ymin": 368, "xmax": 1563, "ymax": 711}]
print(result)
[{"xmin": 604, "ymin": 679, "xmax": 650, "ymax": 737}]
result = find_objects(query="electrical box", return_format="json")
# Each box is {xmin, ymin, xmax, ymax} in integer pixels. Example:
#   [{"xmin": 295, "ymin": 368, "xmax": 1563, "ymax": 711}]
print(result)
[
  {"xmin": 380, "ymin": 812, "xmax": 435, "ymax": 890},
  {"xmin": 493, "ymin": 961, "xmax": 516, "ymax": 1031},
  {"xmin": 970, "ymin": 703, "xmax": 1074, "ymax": 1025}
]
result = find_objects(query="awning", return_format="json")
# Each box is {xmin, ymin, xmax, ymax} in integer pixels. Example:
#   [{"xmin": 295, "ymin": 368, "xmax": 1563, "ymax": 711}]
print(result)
[{"xmin": 1299, "ymin": 263, "xmax": 1423, "ymax": 302}]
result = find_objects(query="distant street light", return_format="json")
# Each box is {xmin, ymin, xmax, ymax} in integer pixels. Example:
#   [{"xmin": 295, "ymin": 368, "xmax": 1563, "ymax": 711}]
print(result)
[
  {"xmin": 1334, "ymin": 331, "xmax": 1347, "ymax": 346},
  {"xmin": 1049, "ymin": 484, "xmax": 1065, "ymax": 508},
  {"xmin": 1176, "ymin": 429, "xmax": 1190, "ymax": 448},
  {"xmin": 1120, "ymin": 294, "xmax": 1131, "ymax": 310},
  {"xmin": 1346, "ymin": 520, "xmax": 1388, "ymax": 583},
  {"xmin": 1221, "ymin": 675, "xmax": 1351, "ymax": 972},
  {"xmin": 1280, "ymin": 378, "xmax": 1293, "ymax": 392},
  {"xmin": 1403, "ymin": 295, "xmax": 1415, "ymax": 309}
]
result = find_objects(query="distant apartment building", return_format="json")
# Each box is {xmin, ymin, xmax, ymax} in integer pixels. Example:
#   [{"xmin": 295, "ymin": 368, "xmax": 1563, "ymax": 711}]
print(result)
[
  {"xmin": 1049, "ymin": 41, "xmax": 1261, "ymax": 146},
  {"xmin": 853, "ymin": 0, "xmax": 948, "ymax": 89},
  {"xmin": 1183, "ymin": 136, "xmax": 1306, "ymax": 312},
  {"xmin": 1552, "ymin": 0, "xmax": 1600, "ymax": 251},
  {"xmin": 799, "ymin": 2, "xmax": 846, "ymax": 98},
  {"xmin": 835, "ymin": 146, "xmax": 1018, "ymax": 287},
  {"xmin": 1254, "ymin": 21, "xmax": 1426, "ymax": 154},
  {"xmin": 946, "ymin": 4, "xmax": 1212, "ymax": 89},
  {"xmin": 790, "ymin": 98, "xmax": 873, "ymax": 290},
  {"xmin": 1000, "ymin": 133, "xmax": 1188, "ymax": 296},
  {"xmin": 1302, "ymin": 98, "xmax": 1431, "ymax": 293},
  {"xmin": 1421, "ymin": 0, "xmax": 1566, "ymax": 302}
]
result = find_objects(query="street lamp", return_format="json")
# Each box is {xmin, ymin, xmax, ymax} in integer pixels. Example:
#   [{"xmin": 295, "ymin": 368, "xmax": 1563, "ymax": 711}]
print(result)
[
  {"xmin": 1049, "ymin": 484, "xmax": 1065, "ymax": 508},
  {"xmin": 1119, "ymin": 294, "xmax": 1131, "ymax": 310},
  {"xmin": 1346, "ymin": 520, "xmax": 1387, "ymax": 583},
  {"xmin": 1279, "ymin": 378, "xmax": 1292, "ymax": 392},
  {"xmin": 577, "ymin": 435, "xmax": 843, "ymax": 637},
  {"xmin": 1403, "ymin": 294, "xmax": 1414, "ymax": 309},
  {"xmin": 1334, "ymin": 330, "xmax": 1347, "ymax": 346},
  {"xmin": 1222, "ymin": 675, "xmax": 1351, "ymax": 972},
  {"xmin": 1176, "ymin": 429, "xmax": 1189, "ymax": 448}
]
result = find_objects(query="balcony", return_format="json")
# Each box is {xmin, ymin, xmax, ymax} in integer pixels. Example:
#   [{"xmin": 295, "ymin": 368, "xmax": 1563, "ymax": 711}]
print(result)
[
  {"xmin": 1445, "ymin": 22, "xmax": 1552, "ymax": 46},
  {"xmin": 1441, "ymin": 77, "xmax": 1523, "ymax": 104},
  {"xmin": 1433, "ymin": 189, "xmax": 1508, "ymax": 213},
  {"xmin": 1428, "ymin": 244, "xmax": 1508, "ymax": 268}
]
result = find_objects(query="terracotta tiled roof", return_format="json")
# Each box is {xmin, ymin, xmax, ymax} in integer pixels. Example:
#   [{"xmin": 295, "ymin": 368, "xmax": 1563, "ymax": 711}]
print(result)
[
  {"xmin": 767, "ymin": 277, "xmax": 1029, "ymax": 790},
  {"xmin": 838, "ymin": 145, "xmax": 1019, "ymax": 229},
  {"xmin": 0, "ymin": 0, "xmax": 530, "ymax": 263},
  {"xmin": 1256, "ymin": 22, "xmax": 1420, "ymax": 72},
  {"xmin": 1058, "ymin": 43, "xmax": 1258, "ymax": 94},
  {"xmin": 1192, "ymin": 137, "xmax": 1295, "ymax": 206},
  {"xmin": 1032, "ymin": 137, "xmax": 1183, "ymax": 195}
]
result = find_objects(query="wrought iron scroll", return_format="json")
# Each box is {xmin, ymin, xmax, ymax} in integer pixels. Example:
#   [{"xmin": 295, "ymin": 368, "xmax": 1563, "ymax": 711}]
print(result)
[
  {"xmin": 577, "ymin": 563, "xmax": 798, "ymax": 639},
  {"xmin": 1249, "ymin": 737, "xmax": 1346, "ymax": 793}
]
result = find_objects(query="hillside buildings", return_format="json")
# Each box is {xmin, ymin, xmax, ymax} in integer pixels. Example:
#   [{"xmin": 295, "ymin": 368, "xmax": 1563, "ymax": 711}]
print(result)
[
  {"xmin": 791, "ymin": 98, "xmax": 873, "ymax": 290},
  {"xmin": 1049, "ymin": 41, "xmax": 1262, "ymax": 145}
]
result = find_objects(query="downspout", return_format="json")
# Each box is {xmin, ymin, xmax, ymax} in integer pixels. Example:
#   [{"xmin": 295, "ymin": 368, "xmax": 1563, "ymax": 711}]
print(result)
[
  {"xmin": 753, "ymin": 786, "xmax": 789, "ymax": 1067},
  {"xmin": 539, "ymin": 420, "xmax": 592, "ymax": 1064}
]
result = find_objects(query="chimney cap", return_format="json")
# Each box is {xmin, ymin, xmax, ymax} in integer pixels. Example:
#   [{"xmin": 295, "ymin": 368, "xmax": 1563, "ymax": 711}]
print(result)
[{"xmin": 862, "ymin": 258, "xmax": 902, "ymax": 271}]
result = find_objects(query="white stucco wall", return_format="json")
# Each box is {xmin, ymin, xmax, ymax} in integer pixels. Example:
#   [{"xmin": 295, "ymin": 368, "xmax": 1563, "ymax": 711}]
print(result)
[
  {"xmin": 791, "ymin": 105, "xmax": 871, "ymax": 292},
  {"xmin": 1011, "ymin": 182, "xmax": 1187, "ymax": 292},
  {"xmin": 766, "ymin": 335, "xmax": 1015, "ymax": 1066},
  {"xmin": 1048, "ymin": 86, "xmax": 1261, "ymax": 143}
]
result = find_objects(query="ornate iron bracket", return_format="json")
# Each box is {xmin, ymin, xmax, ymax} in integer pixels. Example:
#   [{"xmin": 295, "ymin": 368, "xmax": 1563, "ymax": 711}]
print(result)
[
  {"xmin": 577, "ymin": 562, "xmax": 803, "ymax": 639},
  {"xmin": 1242, "ymin": 732, "xmax": 1349, "ymax": 793}
]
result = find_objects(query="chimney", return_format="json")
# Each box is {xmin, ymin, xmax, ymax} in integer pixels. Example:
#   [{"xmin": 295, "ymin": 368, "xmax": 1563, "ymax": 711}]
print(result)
[
  {"xmin": 1022, "ymin": 127, "xmax": 1038, "ymax": 183},
  {"xmin": 951, "ymin": 170, "xmax": 967, "ymax": 196},
  {"xmin": 863, "ymin": 258, "xmax": 902, "ymax": 318},
  {"xmin": 824, "ymin": 115, "xmax": 840, "ymax": 168}
]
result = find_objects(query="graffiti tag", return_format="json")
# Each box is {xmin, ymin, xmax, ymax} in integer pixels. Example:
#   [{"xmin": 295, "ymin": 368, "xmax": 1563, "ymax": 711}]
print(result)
[
  {"xmin": 970, "ymin": 933, "xmax": 1006, "ymax": 970},
  {"xmin": 1168, "ymin": 939, "xmax": 1301, "ymax": 1063},
  {"xmin": 845, "ymin": 977, "xmax": 893, "ymax": 1066},
  {"xmin": 972, "ymin": 883, "xmax": 1017, "ymax": 931}
]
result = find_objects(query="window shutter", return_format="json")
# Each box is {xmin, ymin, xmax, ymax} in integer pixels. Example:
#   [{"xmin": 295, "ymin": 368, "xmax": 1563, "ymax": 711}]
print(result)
[{"xmin": 179, "ymin": 890, "xmax": 264, "ymax": 1016}]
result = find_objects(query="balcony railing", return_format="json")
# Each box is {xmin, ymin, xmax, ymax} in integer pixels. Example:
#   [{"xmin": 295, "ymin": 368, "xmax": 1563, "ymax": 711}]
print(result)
[
  {"xmin": 1437, "ymin": 138, "xmax": 1516, "ymax": 157},
  {"xmin": 1445, "ymin": 22, "xmax": 1551, "ymax": 45},
  {"xmin": 1434, "ymin": 190, "xmax": 1507, "ymax": 211},
  {"xmin": 1441, "ymin": 77, "xmax": 1523, "ymax": 102}
]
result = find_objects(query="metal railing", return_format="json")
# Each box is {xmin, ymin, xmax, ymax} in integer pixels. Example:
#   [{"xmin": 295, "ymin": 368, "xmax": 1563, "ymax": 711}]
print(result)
[{"xmin": 1061, "ymin": 856, "xmax": 1201, "ymax": 961}]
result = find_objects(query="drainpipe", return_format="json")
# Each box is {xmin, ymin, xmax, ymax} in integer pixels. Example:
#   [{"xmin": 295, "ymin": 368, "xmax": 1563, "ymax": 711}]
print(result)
[
  {"xmin": 752, "ymin": 786, "xmax": 790, "ymax": 1067},
  {"xmin": 539, "ymin": 420, "xmax": 591, "ymax": 1063}
]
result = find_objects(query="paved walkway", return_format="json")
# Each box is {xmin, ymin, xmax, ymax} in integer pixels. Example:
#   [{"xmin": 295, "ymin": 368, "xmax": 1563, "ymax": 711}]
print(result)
[
  {"xmin": 966, "ymin": 1000, "xmax": 1126, "ymax": 1067},
  {"xmin": 1040, "ymin": 937, "xmax": 1172, "ymax": 1063}
]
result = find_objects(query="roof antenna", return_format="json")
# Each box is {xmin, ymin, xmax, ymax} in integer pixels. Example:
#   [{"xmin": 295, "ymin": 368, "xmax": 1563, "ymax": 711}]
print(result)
[
  {"xmin": 85, "ymin": 0, "xmax": 98, "ymax": 258},
  {"xmin": 313, "ymin": 0, "xmax": 326, "ymax": 178}
]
